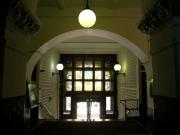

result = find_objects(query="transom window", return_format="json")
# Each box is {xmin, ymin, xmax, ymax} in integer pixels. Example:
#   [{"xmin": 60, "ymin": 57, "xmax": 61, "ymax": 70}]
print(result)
[{"xmin": 60, "ymin": 54, "xmax": 118, "ymax": 120}]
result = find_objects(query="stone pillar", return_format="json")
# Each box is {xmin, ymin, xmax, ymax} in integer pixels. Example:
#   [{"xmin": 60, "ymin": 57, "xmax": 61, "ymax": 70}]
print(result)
[
  {"xmin": 0, "ymin": 0, "xmax": 27, "ymax": 134},
  {"xmin": 138, "ymin": 0, "xmax": 180, "ymax": 134},
  {"xmin": 0, "ymin": 0, "xmax": 10, "ymax": 97},
  {"xmin": 149, "ymin": 0, "xmax": 180, "ymax": 134},
  {"xmin": 174, "ymin": 16, "xmax": 180, "ymax": 97}
]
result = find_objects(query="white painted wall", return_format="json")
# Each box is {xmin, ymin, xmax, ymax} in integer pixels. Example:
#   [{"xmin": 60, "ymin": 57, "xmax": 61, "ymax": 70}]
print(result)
[
  {"xmin": 117, "ymin": 48, "xmax": 140, "ymax": 119},
  {"xmin": 38, "ymin": 48, "xmax": 60, "ymax": 119}
]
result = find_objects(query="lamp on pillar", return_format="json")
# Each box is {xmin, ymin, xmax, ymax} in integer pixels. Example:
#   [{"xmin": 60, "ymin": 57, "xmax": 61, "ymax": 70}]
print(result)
[
  {"xmin": 78, "ymin": 0, "xmax": 96, "ymax": 28},
  {"xmin": 114, "ymin": 63, "xmax": 126, "ymax": 76}
]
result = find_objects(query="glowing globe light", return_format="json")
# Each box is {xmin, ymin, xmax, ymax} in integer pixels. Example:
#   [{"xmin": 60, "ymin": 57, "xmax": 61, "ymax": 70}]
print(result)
[
  {"xmin": 56, "ymin": 63, "xmax": 64, "ymax": 71},
  {"xmin": 78, "ymin": 9, "xmax": 96, "ymax": 28},
  {"xmin": 114, "ymin": 64, "xmax": 121, "ymax": 71}
]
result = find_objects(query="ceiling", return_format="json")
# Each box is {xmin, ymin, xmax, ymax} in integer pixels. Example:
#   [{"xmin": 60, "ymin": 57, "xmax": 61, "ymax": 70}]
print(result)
[
  {"xmin": 37, "ymin": 0, "xmax": 142, "ymax": 18},
  {"xmin": 37, "ymin": 0, "xmax": 142, "ymax": 54},
  {"xmin": 38, "ymin": 0, "xmax": 141, "ymax": 9},
  {"xmin": 55, "ymin": 36, "xmax": 122, "ymax": 54}
]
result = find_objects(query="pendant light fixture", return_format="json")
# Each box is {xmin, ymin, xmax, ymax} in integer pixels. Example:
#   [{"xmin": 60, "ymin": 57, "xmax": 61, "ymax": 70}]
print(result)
[{"xmin": 78, "ymin": 0, "xmax": 96, "ymax": 28}]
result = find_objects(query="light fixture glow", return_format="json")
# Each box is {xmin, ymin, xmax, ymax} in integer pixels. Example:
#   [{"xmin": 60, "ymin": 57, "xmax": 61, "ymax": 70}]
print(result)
[
  {"xmin": 78, "ymin": 0, "xmax": 96, "ymax": 28},
  {"xmin": 56, "ymin": 63, "xmax": 64, "ymax": 71},
  {"xmin": 114, "ymin": 64, "xmax": 121, "ymax": 71},
  {"xmin": 78, "ymin": 9, "xmax": 96, "ymax": 28}
]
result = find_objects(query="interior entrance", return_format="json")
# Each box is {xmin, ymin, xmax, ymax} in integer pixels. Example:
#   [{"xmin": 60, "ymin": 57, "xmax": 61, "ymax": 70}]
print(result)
[
  {"xmin": 76, "ymin": 101, "xmax": 100, "ymax": 121},
  {"xmin": 60, "ymin": 54, "xmax": 118, "ymax": 119}
]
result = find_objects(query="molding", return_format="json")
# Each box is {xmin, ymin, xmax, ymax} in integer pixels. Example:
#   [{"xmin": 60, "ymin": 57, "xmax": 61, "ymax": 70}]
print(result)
[
  {"xmin": 137, "ymin": 0, "xmax": 172, "ymax": 35},
  {"xmin": 7, "ymin": 0, "xmax": 40, "ymax": 34},
  {"xmin": 27, "ymin": 29, "xmax": 148, "ymax": 80},
  {"xmin": 5, "ymin": 45, "xmax": 27, "ymax": 56}
]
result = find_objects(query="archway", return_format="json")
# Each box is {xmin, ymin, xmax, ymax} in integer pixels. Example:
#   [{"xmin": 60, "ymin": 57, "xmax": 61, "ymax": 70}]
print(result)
[{"xmin": 26, "ymin": 29, "xmax": 148, "ymax": 80}]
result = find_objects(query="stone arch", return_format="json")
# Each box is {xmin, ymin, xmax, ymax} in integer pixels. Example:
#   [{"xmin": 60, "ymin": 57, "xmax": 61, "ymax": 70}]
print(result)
[{"xmin": 26, "ymin": 29, "xmax": 148, "ymax": 80}]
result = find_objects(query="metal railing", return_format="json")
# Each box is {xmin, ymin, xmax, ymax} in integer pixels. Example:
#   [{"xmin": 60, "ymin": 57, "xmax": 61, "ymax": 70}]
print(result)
[
  {"xmin": 120, "ymin": 99, "xmax": 140, "ymax": 118},
  {"xmin": 38, "ymin": 102, "xmax": 55, "ymax": 119}
]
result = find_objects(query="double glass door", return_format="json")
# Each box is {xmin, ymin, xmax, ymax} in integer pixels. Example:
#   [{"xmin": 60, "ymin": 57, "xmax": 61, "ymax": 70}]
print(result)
[{"xmin": 76, "ymin": 101, "xmax": 101, "ymax": 121}]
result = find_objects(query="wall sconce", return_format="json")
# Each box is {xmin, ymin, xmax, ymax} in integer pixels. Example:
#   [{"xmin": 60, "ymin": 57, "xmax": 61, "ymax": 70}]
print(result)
[
  {"xmin": 52, "ymin": 63, "xmax": 64, "ymax": 76},
  {"xmin": 114, "ymin": 63, "xmax": 126, "ymax": 76},
  {"xmin": 56, "ymin": 63, "xmax": 64, "ymax": 70}
]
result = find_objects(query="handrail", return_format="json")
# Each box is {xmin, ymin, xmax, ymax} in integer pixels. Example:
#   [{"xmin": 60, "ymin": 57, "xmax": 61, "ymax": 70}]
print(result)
[
  {"xmin": 120, "ymin": 99, "xmax": 140, "ymax": 118},
  {"xmin": 38, "ymin": 102, "xmax": 55, "ymax": 119}
]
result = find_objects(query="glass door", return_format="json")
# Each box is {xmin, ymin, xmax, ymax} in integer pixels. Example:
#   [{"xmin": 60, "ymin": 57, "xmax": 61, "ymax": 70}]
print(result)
[
  {"xmin": 77, "ymin": 102, "xmax": 87, "ymax": 120},
  {"xmin": 76, "ymin": 101, "xmax": 100, "ymax": 121}
]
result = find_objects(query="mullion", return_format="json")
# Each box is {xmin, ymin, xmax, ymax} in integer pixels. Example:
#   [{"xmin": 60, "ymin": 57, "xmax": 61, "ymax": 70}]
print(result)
[
  {"xmin": 102, "ymin": 59, "xmax": 105, "ymax": 92},
  {"xmin": 72, "ymin": 57, "xmax": 75, "ymax": 92},
  {"xmin": 82, "ymin": 57, "xmax": 85, "ymax": 92},
  {"xmin": 93, "ymin": 57, "xmax": 95, "ymax": 92}
]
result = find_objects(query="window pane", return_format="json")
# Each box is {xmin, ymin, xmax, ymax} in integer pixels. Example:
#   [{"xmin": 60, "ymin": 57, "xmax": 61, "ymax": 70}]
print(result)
[
  {"xmin": 65, "ymin": 71, "xmax": 72, "ymax": 79},
  {"xmin": 84, "ymin": 81, "xmax": 93, "ymax": 91},
  {"xmin": 66, "ymin": 81, "xmax": 72, "ymax": 91},
  {"xmin": 106, "ymin": 96, "xmax": 114, "ymax": 114},
  {"xmin": 63, "ymin": 96, "xmax": 71, "ymax": 114},
  {"xmin": 84, "ymin": 60, "xmax": 93, "ymax": 68},
  {"xmin": 95, "ymin": 71, "xmax": 102, "ymax": 79},
  {"xmin": 105, "ymin": 71, "xmax": 111, "ymax": 79},
  {"xmin": 64, "ymin": 58, "xmax": 72, "ymax": 68},
  {"xmin": 95, "ymin": 60, "xmax": 101, "ymax": 68},
  {"xmin": 84, "ymin": 71, "xmax": 93, "ymax": 79},
  {"xmin": 105, "ymin": 81, "xmax": 111, "ymax": 91},
  {"xmin": 105, "ymin": 59, "xmax": 114, "ymax": 68},
  {"xmin": 75, "ymin": 81, "xmax": 82, "ymax": 91},
  {"xmin": 106, "ymin": 97, "xmax": 111, "ymax": 110},
  {"xmin": 75, "ymin": 59, "xmax": 82, "ymax": 68},
  {"xmin": 66, "ymin": 97, "xmax": 71, "ymax": 111},
  {"xmin": 75, "ymin": 71, "xmax": 82, "ymax": 79},
  {"xmin": 95, "ymin": 81, "xmax": 102, "ymax": 91}
]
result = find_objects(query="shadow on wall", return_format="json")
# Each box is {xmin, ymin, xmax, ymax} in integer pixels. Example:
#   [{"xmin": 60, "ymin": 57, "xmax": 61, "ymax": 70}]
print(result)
[{"xmin": 1, "ymin": 96, "xmax": 25, "ymax": 134}]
